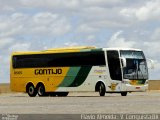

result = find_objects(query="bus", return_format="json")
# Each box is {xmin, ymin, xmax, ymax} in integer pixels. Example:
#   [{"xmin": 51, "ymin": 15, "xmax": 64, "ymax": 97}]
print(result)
[{"xmin": 10, "ymin": 46, "xmax": 149, "ymax": 97}]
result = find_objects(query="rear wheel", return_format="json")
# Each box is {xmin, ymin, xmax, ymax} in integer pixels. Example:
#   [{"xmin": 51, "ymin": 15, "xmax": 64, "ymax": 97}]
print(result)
[
  {"xmin": 121, "ymin": 92, "xmax": 127, "ymax": 96},
  {"xmin": 99, "ymin": 83, "xmax": 106, "ymax": 96},
  {"xmin": 37, "ymin": 84, "xmax": 46, "ymax": 97},
  {"xmin": 26, "ymin": 84, "xmax": 37, "ymax": 97}
]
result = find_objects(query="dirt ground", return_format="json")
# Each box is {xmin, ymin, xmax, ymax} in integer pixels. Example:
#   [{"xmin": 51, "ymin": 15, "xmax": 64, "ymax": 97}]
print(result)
[{"xmin": 0, "ymin": 91, "xmax": 160, "ymax": 114}]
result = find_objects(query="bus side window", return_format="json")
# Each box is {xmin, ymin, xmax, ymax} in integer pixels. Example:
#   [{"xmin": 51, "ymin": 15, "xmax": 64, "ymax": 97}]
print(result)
[
  {"xmin": 107, "ymin": 51, "xmax": 122, "ymax": 81},
  {"xmin": 12, "ymin": 56, "xmax": 17, "ymax": 68}
]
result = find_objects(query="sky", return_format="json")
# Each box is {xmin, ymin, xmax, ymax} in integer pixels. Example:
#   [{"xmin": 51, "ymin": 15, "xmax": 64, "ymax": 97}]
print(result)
[{"xmin": 0, "ymin": 0, "xmax": 160, "ymax": 83}]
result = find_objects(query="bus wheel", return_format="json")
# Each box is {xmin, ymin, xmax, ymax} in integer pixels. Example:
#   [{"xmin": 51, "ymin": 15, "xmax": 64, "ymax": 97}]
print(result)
[
  {"xmin": 37, "ymin": 84, "xmax": 46, "ymax": 97},
  {"xmin": 121, "ymin": 92, "xmax": 127, "ymax": 96},
  {"xmin": 26, "ymin": 83, "xmax": 37, "ymax": 97},
  {"xmin": 99, "ymin": 83, "xmax": 106, "ymax": 96},
  {"xmin": 57, "ymin": 92, "xmax": 69, "ymax": 97}
]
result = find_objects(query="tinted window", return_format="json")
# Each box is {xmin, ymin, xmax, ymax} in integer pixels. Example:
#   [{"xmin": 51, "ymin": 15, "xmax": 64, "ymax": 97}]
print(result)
[{"xmin": 13, "ymin": 51, "xmax": 106, "ymax": 68}]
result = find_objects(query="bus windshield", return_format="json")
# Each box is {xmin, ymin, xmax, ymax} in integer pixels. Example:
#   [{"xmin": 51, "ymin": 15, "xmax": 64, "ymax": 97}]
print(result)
[{"xmin": 120, "ymin": 50, "xmax": 148, "ymax": 80}]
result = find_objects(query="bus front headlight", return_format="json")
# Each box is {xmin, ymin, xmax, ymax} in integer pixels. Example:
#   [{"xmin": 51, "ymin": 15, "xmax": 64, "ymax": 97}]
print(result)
[
  {"xmin": 122, "ymin": 80, "xmax": 130, "ymax": 84},
  {"xmin": 145, "ymin": 80, "xmax": 149, "ymax": 85}
]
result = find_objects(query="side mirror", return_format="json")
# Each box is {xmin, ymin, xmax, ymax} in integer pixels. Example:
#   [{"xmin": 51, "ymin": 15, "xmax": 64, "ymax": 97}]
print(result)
[
  {"xmin": 120, "ymin": 57, "xmax": 126, "ymax": 68},
  {"xmin": 147, "ymin": 58, "xmax": 154, "ymax": 69}
]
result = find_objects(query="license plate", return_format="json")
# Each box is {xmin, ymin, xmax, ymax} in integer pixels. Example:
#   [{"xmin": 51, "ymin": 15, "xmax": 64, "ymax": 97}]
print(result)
[{"xmin": 135, "ymin": 87, "xmax": 140, "ymax": 89}]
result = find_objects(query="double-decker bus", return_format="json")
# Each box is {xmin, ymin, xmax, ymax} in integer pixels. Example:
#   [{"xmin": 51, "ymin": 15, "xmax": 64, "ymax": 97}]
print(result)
[{"xmin": 10, "ymin": 46, "xmax": 149, "ymax": 97}]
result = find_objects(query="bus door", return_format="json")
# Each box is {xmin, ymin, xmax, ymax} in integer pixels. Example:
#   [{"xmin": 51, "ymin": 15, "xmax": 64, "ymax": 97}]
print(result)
[{"xmin": 107, "ymin": 51, "xmax": 122, "ymax": 92}]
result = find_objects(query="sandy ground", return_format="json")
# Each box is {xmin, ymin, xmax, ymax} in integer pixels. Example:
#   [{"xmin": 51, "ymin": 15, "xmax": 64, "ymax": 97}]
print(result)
[{"xmin": 0, "ymin": 91, "xmax": 160, "ymax": 114}]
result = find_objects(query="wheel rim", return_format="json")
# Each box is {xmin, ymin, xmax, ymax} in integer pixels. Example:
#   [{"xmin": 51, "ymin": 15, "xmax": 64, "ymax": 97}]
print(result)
[
  {"xmin": 99, "ymin": 85, "xmax": 102, "ymax": 94},
  {"xmin": 100, "ymin": 84, "xmax": 104, "ymax": 93},
  {"xmin": 38, "ymin": 86, "xmax": 44, "ymax": 95},
  {"xmin": 29, "ymin": 86, "xmax": 34, "ymax": 95}
]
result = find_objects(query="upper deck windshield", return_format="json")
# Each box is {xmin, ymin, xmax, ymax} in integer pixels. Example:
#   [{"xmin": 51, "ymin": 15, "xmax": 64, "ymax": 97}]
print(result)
[{"xmin": 120, "ymin": 50, "xmax": 148, "ymax": 80}]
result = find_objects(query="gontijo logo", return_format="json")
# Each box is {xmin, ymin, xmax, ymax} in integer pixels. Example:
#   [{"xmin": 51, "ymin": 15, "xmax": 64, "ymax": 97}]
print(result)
[
  {"xmin": 94, "ymin": 70, "xmax": 106, "ymax": 74},
  {"xmin": 34, "ymin": 68, "xmax": 62, "ymax": 75}
]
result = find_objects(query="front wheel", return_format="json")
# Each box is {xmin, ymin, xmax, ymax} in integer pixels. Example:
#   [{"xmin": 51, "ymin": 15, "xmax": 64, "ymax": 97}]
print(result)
[
  {"xmin": 26, "ymin": 84, "xmax": 37, "ymax": 97},
  {"xmin": 121, "ymin": 92, "xmax": 127, "ymax": 96},
  {"xmin": 99, "ymin": 83, "xmax": 106, "ymax": 96}
]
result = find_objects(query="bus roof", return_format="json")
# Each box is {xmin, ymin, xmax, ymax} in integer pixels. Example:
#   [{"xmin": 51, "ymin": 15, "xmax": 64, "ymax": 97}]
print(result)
[
  {"xmin": 103, "ymin": 48, "xmax": 142, "ymax": 51},
  {"xmin": 12, "ymin": 46, "xmax": 142, "ymax": 55},
  {"xmin": 12, "ymin": 46, "xmax": 97, "ymax": 55},
  {"xmin": 45, "ymin": 46, "xmax": 96, "ymax": 51}
]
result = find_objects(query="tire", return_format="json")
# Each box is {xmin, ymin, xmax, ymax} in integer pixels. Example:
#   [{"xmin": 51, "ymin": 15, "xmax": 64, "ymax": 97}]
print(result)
[
  {"xmin": 57, "ymin": 92, "xmax": 69, "ymax": 97},
  {"xmin": 26, "ymin": 84, "xmax": 37, "ymax": 97},
  {"xmin": 99, "ymin": 83, "xmax": 106, "ymax": 96},
  {"xmin": 37, "ymin": 84, "xmax": 46, "ymax": 97},
  {"xmin": 121, "ymin": 92, "xmax": 127, "ymax": 96}
]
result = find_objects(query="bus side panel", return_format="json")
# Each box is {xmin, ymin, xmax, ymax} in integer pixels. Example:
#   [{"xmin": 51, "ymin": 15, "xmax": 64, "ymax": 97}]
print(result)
[
  {"xmin": 56, "ymin": 66, "xmax": 110, "ymax": 92},
  {"xmin": 11, "ymin": 66, "xmax": 113, "ymax": 93},
  {"xmin": 10, "ymin": 78, "xmax": 26, "ymax": 92},
  {"xmin": 10, "ymin": 67, "xmax": 70, "ymax": 92}
]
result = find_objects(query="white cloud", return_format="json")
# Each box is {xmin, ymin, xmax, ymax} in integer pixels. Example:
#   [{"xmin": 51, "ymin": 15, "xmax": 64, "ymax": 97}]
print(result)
[
  {"xmin": 0, "ymin": 12, "xmax": 71, "ymax": 38},
  {"xmin": 2, "ymin": 5, "xmax": 15, "ymax": 11},
  {"xmin": 0, "ymin": 38, "xmax": 14, "ymax": 48},
  {"xmin": 33, "ymin": 12, "xmax": 58, "ymax": 25},
  {"xmin": 0, "ymin": 1, "xmax": 21, "ymax": 13},
  {"xmin": 136, "ymin": 0, "xmax": 160, "ymax": 21},
  {"xmin": 64, "ymin": 42, "xmax": 79, "ymax": 47},
  {"xmin": 107, "ymin": 31, "xmax": 136, "ymax": 48},
  {"xmin": 151, "ymin": 28, "xmax": 160, "ymax": 41},
  {"xmin": 21, "ymin": 0, "xmax": 80, "ymax": 10},
  {"xmin": 120, "ymin": 8, "xmax": 136, "ymax": 18},
  {"xmin": 30, "ymin": 12, "xmax": 71, "ymax": 36},
  {"xmin": 29, "ymin": 12, "xmax": 71, "ymax": 36},
  {"xmin": 120, "ymin": 0, "xmax": 160, "ymax": 21},
  {"xmin": 86, "ymin": 35, "xmax": 96, "ymax": 42},
  {"xmin": 9, "ymin": 43, "xmax": 31, "ymax": 52},
  {"xmin": 0, "ymin": 13, "xmax": 27, "ymax": 37},
  {"xmin": 77, "ymin": 24, "xmax": 98, "ymax": 33},
  {"xmin": 142, "ymin": 28, "xmax": 160, "ymax": 58}
]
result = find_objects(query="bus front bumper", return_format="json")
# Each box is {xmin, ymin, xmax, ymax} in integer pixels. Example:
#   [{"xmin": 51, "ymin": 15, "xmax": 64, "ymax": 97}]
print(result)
[{"xmin": 125, "ymin": 84, "xmax": 148, "ymax": 92}]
